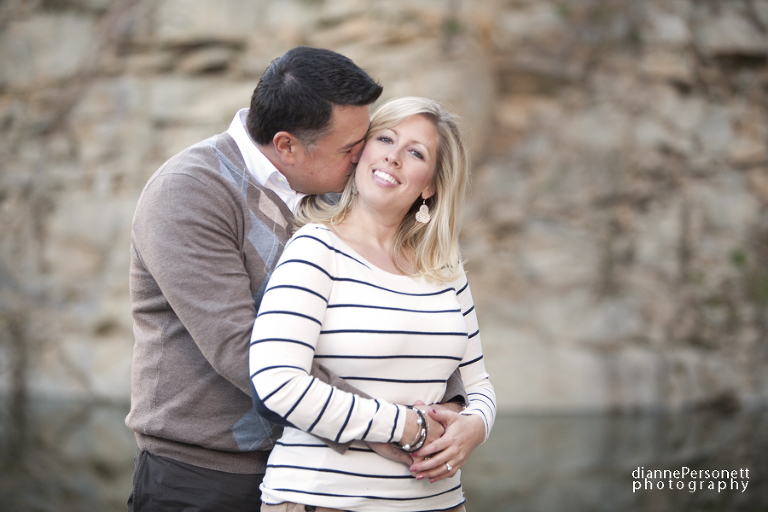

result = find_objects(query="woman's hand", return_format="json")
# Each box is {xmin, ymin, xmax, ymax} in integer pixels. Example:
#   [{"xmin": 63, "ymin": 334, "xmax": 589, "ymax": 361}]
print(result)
[
  {"xmin": 418, "ymin": 404, "xmax": 446, "ymax": 446},
  {"xmin": 409, "ymin": 405, "xmax": 486, "ymax": 483},
  {"xmin": 398, "ymin": 405, "xmax": 446, "ymax": 451}
]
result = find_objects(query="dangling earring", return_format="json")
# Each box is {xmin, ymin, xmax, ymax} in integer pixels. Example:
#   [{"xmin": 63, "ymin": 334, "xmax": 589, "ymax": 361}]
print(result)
[
  {"xmin": 351, "ymin": 179, "xmax": 358, "ymax": 195},
  {"xmin": 415, "ymin": 199, "xmax": 431, "ymax": 223}
]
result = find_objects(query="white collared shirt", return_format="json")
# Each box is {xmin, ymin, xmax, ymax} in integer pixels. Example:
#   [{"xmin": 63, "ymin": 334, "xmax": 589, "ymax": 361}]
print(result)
[{"xmin": 226, "ymin": 108, "xmax": 306, "ymax": 213}]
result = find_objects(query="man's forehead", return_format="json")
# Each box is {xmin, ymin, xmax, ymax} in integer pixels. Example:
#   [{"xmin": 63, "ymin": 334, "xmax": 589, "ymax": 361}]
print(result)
[{"xmin": 330, "ymin": 105, "xmax": 370, "ymax": 145}]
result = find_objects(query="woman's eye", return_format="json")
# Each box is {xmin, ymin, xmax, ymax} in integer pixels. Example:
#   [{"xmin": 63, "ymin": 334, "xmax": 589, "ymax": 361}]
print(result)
[
  {"xmin": 411, "ymin": 150, "xmax": 424, "ymax": 160},
  {"xmin": 377, "ymin": 135, "xmax": 392, "ymax": 143}
]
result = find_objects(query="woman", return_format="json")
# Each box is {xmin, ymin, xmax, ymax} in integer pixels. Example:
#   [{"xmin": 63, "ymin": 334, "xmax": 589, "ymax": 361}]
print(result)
[{"xmin": 249, "ymin": 96, "xmax": 496, "ymax": 512}]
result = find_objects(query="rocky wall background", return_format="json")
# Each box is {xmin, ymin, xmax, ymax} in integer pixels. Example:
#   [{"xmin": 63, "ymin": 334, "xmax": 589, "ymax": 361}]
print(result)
[{"xmin": 0, "ymin": 0, "xmax": 767, "ymax": 412}]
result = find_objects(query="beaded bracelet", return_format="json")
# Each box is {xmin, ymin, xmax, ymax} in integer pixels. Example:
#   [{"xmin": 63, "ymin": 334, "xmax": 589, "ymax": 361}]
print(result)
[{"xmin": 398, "ymin": 407, "xmax": 428, "ymax": 453}]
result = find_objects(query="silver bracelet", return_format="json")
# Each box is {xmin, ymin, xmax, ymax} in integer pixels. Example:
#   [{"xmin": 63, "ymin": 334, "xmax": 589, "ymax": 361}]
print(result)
[{"xmin": 398, "ymin": 407, "xmax": 428, "ymax": 453}]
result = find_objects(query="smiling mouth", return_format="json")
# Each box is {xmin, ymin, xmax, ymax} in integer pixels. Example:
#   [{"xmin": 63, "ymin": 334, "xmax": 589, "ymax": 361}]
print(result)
[{"xmin": 373, "ymin": 169, "xmax": 400, "ymax": 185}]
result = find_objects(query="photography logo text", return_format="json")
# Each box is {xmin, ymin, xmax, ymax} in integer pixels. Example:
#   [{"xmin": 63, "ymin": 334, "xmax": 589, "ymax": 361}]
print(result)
[{"xmin": 632, "ymin": 467, "xmax": 750, "ymax": 493}]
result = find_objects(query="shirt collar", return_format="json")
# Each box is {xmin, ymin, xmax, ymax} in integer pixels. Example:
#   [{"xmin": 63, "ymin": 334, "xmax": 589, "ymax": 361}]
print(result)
[{"xmin": 226, "ymin": 108, "xmax": 306, "ymax": 212}]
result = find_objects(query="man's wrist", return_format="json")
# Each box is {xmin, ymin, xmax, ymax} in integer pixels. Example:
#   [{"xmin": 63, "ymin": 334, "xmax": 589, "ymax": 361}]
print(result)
[{"xmin": 438, "ymin": 401, "xmax": 464, "ymax": 414}]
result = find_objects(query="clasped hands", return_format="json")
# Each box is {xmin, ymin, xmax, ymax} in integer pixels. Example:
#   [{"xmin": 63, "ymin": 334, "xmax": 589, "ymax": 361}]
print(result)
[{"xmin": 366, "ymin": 400, "xmax": 486, "ymax": 483}]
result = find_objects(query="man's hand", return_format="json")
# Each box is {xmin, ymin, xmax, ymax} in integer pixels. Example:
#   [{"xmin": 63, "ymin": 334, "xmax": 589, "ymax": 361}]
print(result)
[
  {"xmin": 409, "ymin": 404, "xmax": 486, "ymax": 483},
  {"xmin": 366, "ymin": 441, "xmax": 413, "ymax": 466}
]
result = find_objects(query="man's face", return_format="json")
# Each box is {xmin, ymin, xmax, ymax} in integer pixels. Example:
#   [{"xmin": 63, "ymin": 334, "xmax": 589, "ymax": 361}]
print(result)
[{"xmin": 289, "ymin": 105, "xmax": 370, "ymax": 195}]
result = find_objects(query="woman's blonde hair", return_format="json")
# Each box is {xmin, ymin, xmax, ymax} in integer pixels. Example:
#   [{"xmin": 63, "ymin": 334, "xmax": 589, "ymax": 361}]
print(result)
[{"xmin": 294, "ymin": 96, "xmax": 469, "ymax": 282}]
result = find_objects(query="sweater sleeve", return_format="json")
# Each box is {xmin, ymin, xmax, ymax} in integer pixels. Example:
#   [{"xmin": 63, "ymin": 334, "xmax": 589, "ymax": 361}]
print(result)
[
  {"xmin": 249, "ymin": 227, "xmax": 408, "ymax": 444},
  {"xmin": 454, "ymin": 271, "xmax": 497, "ymax": 441}
]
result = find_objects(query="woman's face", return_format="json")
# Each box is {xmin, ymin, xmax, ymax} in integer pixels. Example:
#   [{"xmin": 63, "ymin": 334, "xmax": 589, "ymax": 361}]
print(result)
[{"xmin": 354, "ymin": 114, "xmax": 439, "ymax": 220}]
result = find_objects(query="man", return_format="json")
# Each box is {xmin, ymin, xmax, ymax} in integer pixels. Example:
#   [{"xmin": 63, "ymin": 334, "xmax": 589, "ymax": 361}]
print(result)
[{"xmin": 126, "ymin": 46, "xmax": 483, "ymax": 512}]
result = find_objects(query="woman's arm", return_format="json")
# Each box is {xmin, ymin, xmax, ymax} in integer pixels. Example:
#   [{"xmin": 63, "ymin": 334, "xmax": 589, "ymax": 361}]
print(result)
[
  {"xmin": 454, "ymin": 276, "xmax": 497, "ymax": 434},
  {"xmin": 409, "ymin": 273, "xmax": 497, "ymax": 482}
]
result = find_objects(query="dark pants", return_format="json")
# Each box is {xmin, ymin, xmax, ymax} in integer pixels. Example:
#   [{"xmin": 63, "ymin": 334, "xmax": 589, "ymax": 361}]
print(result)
[{"xmin": 127, "ymin": 449, "xmax": 264, "ymax": 512}]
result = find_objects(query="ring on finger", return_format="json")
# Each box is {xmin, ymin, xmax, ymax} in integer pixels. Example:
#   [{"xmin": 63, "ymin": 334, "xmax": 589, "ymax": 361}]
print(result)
[{"xmin": 445, "ymin": 462, "xmax": 453, "ymax": 472}]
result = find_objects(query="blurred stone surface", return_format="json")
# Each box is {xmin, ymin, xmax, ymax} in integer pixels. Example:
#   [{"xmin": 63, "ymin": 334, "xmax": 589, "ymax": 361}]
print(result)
[
  {"xmin": 638, "ymin": 48, "xmax": 695, "ymax": 84},
  {"xmin": 643, "ymin": 5, "xmax": 691, "ymax": 46},
  {"xmin": 154, "ymin": 0, "xmax": 264, "ymax": 46},
  {"xmin": 693, "ymin": 4, "xmax": 767, "ymax": 56},
  {"xmin": 0, "ymin": 14, "xmax": 95, "ymax": 89},
  {"xmin": 0, "ymin": 0, "xmax": 767, "ymax": 413}
]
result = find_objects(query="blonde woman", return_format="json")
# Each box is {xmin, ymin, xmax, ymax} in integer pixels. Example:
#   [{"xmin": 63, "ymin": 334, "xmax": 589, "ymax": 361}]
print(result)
[{"xmin": 249, "ymin": 97, "xmax": 496, "ymax": 512}]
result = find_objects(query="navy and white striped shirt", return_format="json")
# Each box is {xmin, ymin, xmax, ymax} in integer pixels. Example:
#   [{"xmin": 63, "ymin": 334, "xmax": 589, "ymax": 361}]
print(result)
[{"xmin": 250, "ymin": 224, "xmax": 496, "ymax": 511}]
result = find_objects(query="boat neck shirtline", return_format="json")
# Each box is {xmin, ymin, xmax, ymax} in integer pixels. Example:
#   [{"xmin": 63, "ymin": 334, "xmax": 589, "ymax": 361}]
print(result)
[{"xmin": 227, "ymin": 108, "xmax": 307, "ymax": 213}]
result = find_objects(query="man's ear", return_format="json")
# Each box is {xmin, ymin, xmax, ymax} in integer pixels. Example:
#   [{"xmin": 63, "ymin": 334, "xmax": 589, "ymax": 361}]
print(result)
[{"xmin": 273, "ymin": 131, "xmax": 298, "ymax": 165}]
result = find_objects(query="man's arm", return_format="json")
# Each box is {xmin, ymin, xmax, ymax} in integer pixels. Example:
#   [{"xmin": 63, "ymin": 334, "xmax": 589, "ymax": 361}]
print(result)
[
  {"xmin": 441, "ymin": 368, "xmax": 469, "ymax": 407},
  {"xmin": 133, "ymin": 171, "xmax": 263, "ymax": 395},
  {"xmin": 310, "ymin": 362, "xmax": 414, "ymax": 465}
]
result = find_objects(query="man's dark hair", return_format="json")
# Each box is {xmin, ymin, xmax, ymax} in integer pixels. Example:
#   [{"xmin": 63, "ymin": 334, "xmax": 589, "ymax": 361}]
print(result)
[{"xmin": 247, "ymin": 46, "xmax": 383, "ymax": 148}]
